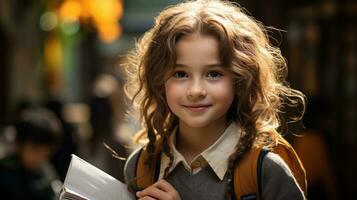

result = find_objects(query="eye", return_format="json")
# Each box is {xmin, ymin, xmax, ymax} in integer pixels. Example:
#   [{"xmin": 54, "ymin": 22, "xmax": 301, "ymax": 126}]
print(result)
[
  {"xmin": 173, "ymin": 70, "xmax": 188, "ymax": 78},
  {"xmin": 207, "ymin": 71, "xmax": 223, "ymax": 79}
]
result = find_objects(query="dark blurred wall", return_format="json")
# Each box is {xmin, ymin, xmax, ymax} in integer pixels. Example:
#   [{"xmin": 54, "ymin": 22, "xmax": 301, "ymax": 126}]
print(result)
[
  {"xmin": 0, "ymin": 0, "xmax": 355, "ymax": 199},
  {"xmin": 0, "ymin": 28, "xmax": 9, "ymax": 124},
  {"xmin": 0, "ymin": 0, "xmax": 42, "ymax": 119}
]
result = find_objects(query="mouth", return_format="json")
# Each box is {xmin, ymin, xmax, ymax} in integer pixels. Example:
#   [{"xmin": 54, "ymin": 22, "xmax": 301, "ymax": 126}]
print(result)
[{"xmin": 183, "ymin": 104, "xmax": 212, "ymax": 112}]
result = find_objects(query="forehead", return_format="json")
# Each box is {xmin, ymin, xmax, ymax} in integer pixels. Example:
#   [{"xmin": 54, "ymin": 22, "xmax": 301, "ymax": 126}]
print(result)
[{"xmin": 175, "ymin": 34, "xmax": 220, "ymax": 66}]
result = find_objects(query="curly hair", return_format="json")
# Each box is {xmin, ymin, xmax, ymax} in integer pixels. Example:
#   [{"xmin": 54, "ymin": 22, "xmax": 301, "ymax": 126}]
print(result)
[{"xmin": 124, "ymin": 0, "xmax": 305, "ymax": 196}]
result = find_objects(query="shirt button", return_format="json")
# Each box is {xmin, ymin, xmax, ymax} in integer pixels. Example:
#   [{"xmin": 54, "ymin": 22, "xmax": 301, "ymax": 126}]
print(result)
[{"xmin": 191, "ymin": 160, "xmax": 201, "ymax": 168}]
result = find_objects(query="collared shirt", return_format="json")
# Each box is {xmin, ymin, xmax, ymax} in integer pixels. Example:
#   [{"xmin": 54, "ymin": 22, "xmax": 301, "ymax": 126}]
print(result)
[
  {"xmin": 124, "ymin": 122, "xmax": 305, "ymax": 200},
  {"xmin": 158, "ymin": 122, "xmax": 241, "ymax": 180}
]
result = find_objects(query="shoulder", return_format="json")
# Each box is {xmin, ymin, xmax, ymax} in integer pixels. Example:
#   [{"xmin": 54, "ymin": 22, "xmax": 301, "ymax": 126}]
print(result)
[
  {"xmin": 261, "ymin": 152, "xmax": 305, "ymax": 200},
  {"xmin": 262, "ymin": 152, "xmax": 293, "ymax": 176},
  {"xmin": 124, "ymin": 147, "xmax": 143, "ymax": 184}
]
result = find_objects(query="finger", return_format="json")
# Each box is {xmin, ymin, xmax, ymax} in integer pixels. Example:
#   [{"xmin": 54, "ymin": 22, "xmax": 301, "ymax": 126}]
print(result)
[
  {"xmin": 152, "ymin": 179, "xmax": 176, "ymax": 192},
  {"xmin": 138, "ymin": 196, "xmax": 156, "ymax": 200},
  {"xmin": 137, "ymin": 187, "xmax": 168, "ymax": 199},
  {"xmin": 151, "ymin": 179, "xmax": 181, "ymax": 200}
]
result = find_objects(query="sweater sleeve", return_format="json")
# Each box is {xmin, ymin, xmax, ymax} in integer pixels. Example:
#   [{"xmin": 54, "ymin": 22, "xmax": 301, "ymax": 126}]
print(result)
[
  {"xmin": 261, "ymin": 152, "xmax": 305, "ymax": 200},
  {"xmin": 124, "ymin": 147, "xmax": 142, "ymax": 193}
]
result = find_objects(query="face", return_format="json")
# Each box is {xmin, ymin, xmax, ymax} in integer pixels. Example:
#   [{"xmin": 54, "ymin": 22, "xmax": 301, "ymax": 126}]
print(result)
[
  {"xmin": 165, "ymin": 34, "xmax": 235, "ymax": 128},
  {"xmin": 18, "ymin": 142, "xmax": 53, "ymax": 170}
]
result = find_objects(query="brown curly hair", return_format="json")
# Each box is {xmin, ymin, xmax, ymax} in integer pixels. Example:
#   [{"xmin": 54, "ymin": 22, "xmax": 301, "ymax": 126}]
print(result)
[{"xmin": 124, "ymin": 0, "xmax": 305, "ymax": 197}]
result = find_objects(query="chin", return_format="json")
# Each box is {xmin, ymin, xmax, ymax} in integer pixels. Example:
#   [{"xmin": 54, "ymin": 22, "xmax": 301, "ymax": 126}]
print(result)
[{"xmin": 181, "ymin": 119, "xmax": 212, "ymax": 128}]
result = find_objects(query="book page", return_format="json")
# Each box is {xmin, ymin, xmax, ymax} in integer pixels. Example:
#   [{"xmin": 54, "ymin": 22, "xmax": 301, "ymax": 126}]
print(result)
[{"xmin": 62, "ymin": 154, "xmax": 134, "ymax": 200}]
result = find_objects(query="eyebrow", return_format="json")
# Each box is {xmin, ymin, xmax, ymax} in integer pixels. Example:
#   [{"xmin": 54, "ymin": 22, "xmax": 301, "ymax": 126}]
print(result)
[{"xmin": 174, "ymin": 63, "xmax": 223, "ymax": 68}]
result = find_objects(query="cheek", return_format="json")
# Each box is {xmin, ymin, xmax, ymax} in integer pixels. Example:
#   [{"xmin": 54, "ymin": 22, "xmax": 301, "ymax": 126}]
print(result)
[
  {"xmin": 208, "ymin": 79, "xmax": 235, "ymax": 103},
  {"xmin": 165, "ymin": 81, "xmax": 182, "ymax": 110},
  {"xmin": 214, "ymin": 89, "xmax": 234, "ymax": 110}
]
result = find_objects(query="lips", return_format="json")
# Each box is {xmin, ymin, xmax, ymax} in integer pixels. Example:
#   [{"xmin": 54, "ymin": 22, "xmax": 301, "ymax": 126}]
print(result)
[{"xmin": 183, "ymin": 104, "xmax": 212, "ymax": 112}]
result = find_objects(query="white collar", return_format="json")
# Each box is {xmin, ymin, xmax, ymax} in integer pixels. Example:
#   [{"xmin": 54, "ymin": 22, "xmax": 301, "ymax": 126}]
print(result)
[{"xmin": 159, "ymin": 122, "xmax": 241, "ymax": 180}]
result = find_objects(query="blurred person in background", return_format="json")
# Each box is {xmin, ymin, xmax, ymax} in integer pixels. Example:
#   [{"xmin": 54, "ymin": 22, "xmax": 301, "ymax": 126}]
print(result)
[
  {"xmin": 88, "ymin": 73, "xmax": 128, "ymax": 181},
  {"xmin": 0, "ymin": 107, "xmax": 62, "ymax": 200},
  {"xmin": 45, "ymin": 99, "xmax": 78, "ymax": 182}
]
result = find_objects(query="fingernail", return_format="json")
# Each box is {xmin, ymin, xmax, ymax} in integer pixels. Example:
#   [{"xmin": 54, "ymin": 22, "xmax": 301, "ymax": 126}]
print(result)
[{"xmin": 136, "ymin": 191, "xmax": 141, "ymax": 196}]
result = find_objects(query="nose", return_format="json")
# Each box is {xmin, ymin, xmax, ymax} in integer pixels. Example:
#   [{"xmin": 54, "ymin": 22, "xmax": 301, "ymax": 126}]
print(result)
[{"xmin": 186, "ymin": 78, "xmax": 207, "ymax": 100}]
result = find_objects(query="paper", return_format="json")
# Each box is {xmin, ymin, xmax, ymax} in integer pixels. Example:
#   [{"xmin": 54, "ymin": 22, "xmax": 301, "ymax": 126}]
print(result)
[{"xmin": 60, "ymin": 154, "xmax": 134, "ymax": 200}]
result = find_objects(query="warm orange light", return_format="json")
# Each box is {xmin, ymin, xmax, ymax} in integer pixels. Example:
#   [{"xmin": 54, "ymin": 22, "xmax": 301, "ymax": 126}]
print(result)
[
  {"xmin": 87, "ymin": 0, "xmax": 123, "ymax": 21},
  {"xmin": 59, "ymin": 0, "xmax": 82, "ymax": 22},
  {"xmin": 98, "ymin": 24, "xmax": 122, "ymax": 43},
  {"xmin": 58, "ymin": 0, "xmax": 123, "ymax": 42},
  {"xmin": 44, "ymin": 35, "xmax": 63, "ymax": 94},
  {"xmin": 44, "ymin": 36, "xmax": 62, "ymax": 69},
  {"xmin": 88, "ymin": 0, "xmax": 123, "ymax": 43}
]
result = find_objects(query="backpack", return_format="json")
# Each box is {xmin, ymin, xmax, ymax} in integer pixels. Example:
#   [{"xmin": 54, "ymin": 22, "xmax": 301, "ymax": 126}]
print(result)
[{"xmin": 134, "ymin": 134, "xmax": 307, "ymax": 200}]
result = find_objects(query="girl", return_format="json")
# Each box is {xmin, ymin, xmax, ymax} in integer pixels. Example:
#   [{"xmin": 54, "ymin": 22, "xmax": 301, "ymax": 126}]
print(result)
[{"xmin": 124, "ymin": 0, "xmax": 306, "ymax": 199}]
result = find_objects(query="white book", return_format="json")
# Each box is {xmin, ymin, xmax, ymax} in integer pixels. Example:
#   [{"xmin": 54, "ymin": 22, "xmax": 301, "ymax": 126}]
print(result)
[{"xmin": 60, "ymin": 154, "xmax": 135, "ymax": 200}]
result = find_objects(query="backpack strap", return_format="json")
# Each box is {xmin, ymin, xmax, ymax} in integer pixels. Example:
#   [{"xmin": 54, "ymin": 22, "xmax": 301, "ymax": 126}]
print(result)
[
  {"xmin": 257, "ymin": 148, "xmax": 270, "ymax": 197},
  {"xmin": 233, "ymin": 146, "xmax": 262, "ymax": 200},
  {"xmin": 272, "ymin": 134, "xmax": 307, "ymax": 195},
  {"xmin": 135, "ymin": 145, "xmax": 162, "ymax": 190},
  {"xmin": 233, "ymin": 135, "xmax": 307, "ymax": 200}
]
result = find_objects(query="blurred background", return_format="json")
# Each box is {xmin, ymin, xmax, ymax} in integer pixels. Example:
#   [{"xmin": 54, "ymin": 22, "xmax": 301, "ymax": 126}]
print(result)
[{"xmin": 0, "ymin": 0, "xmax": 355, "ymax": 199}]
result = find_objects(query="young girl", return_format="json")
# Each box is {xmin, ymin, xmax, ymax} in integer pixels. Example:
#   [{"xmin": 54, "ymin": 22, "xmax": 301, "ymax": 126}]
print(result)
[{"xmin": 123, "ymin": 0, "xmax": 306, "ymax": 199}]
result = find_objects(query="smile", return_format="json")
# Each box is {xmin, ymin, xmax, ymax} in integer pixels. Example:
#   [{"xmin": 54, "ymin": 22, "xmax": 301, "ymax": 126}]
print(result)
[{"xmin": 183, "ymin": 104, "xmax": 212, "ymax": 112}]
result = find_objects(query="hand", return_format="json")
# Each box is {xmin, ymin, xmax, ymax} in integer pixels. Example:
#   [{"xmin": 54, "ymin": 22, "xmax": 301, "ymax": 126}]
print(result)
[{"xmin": 136, "ymin": 179, "xmax": 181, "ymax": 200}]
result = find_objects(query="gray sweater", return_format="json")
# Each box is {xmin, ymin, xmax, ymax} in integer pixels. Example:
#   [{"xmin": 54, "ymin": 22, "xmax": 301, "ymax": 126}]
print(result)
[{"xmin": 124, "ymin": 149, "xmax": 305, "ymax": 200}]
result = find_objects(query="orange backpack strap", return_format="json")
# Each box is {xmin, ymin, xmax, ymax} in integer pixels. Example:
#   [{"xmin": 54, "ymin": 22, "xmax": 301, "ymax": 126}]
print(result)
[
  {"xmin": 272, "ymin": 135, "xmax": 308, "ymax": 195},
  {"xmin": 135, "ymin": 145, "xmax": 162, "ymax": 190},
  {"xmin": 233, "ymin": 136, "xmax": 307, "ymax": 200},
  {"xmin": 233, "ymin": 145, "xmax": 266, "ymax": 200}
]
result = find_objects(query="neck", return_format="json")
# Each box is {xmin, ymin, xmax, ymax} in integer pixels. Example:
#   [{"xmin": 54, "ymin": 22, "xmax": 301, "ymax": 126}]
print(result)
[{"xmin": 176, "ymin": 117, "xmax": 229, "ymax": 163}]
